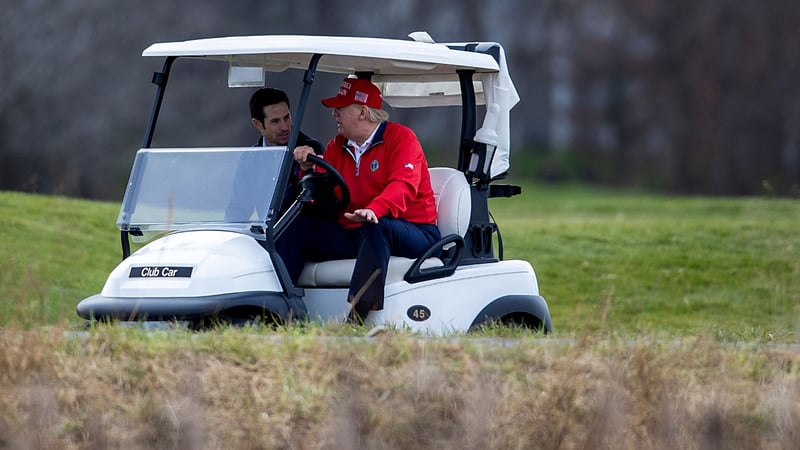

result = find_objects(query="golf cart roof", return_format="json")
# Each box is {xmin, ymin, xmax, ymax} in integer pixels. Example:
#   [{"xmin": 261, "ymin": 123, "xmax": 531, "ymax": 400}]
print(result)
[{"xmin": 142, "ymin": 34, "xmax": 501, "ymax": 76}]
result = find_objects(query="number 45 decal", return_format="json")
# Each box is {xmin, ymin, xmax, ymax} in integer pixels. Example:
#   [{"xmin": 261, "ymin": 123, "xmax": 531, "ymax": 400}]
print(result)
[{"xmin": 407, "ymin": 305, "xmax": 431, "ymax": 322}]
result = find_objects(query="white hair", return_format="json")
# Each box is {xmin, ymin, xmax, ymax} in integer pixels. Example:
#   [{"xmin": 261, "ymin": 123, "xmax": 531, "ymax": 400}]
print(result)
[{"xmin": 366, "ymin": 107, "xmax": 389, "ymax": 123}]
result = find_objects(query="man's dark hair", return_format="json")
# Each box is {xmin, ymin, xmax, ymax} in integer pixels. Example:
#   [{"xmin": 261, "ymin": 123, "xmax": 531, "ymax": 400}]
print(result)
[{"xmin": 249, "ymin": 88, "xmax": 291, "ymax": 122}]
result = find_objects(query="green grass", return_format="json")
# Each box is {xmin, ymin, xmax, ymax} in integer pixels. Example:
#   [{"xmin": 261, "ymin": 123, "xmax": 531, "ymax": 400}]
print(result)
[
  {"xmin": 490, "ymin": 183, "xmax": 800, "ymax": 339},
  {"xmin": 1, "ymin": 187, "xmax": 799, "ymax": 340},
  {"xmin": 0, "ymin": 192, "xmax": 121, "ymax": 327}
]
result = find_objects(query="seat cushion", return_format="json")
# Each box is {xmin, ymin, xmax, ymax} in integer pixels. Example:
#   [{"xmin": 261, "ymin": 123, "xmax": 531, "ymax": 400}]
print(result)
[
  {"xmin": 298, "ymin": 256, "xmax": 443, "ymax": 287},
  {"xmin": 429, "ymin": 167, "xmax": 471, "ymax": 237}
]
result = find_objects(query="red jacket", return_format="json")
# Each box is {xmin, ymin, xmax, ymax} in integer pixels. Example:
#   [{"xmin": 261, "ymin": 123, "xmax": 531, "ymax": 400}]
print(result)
[{"xmin": 322, "ymin": 121, "xmax": 437, "ymax": 229}]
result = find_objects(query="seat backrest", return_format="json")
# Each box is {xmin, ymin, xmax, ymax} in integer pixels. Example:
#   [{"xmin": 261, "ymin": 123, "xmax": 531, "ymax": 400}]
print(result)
[{"xmin": 429, "ymin": 167, "xmax": 471, "ymax": 236}]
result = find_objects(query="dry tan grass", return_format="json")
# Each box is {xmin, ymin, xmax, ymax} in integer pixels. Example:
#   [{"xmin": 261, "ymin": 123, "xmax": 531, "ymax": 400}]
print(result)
[{"xmin": 0, "ymin": 327, "xmax": 798, "ymax": 450}]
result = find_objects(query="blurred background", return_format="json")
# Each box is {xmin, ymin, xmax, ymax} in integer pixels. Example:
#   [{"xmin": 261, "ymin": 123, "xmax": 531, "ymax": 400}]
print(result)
[{"xmin": 1, "ymin": 0, "xmax": 798, "ymax": 200}]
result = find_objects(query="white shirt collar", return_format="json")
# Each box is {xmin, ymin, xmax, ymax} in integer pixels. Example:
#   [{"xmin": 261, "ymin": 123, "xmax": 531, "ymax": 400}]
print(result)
[{"xmin": 347, "ymin": 123, "xmax": 381, "ymax": 155}]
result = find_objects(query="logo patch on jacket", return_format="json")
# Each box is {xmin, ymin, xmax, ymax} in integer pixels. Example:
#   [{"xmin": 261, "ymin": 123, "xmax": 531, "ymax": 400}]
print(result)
[
  {"xmin": 404, "ymin": 162, "xmax": 415, "ymax": 170},
  {"xmin": 370, "ymin": 160, "xmax": 379, "ymax": 172}
]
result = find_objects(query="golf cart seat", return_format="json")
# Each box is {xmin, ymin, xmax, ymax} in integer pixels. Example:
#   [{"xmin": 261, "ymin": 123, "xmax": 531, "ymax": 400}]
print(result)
[{"xmin": 298, "ymin": 167, "xmax": 471, "ymax": 287}]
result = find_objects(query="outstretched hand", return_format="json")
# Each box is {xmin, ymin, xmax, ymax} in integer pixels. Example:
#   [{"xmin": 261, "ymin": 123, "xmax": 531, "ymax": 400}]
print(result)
[{"xmin": 344, "ymin": 208, "xmax": 378, "ymax": 224}]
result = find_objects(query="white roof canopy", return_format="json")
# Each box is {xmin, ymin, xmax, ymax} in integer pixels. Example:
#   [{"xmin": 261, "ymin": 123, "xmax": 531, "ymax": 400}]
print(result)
[{"xmin": 143, "ymin": 35, "xmax": 500, "ymax": 75}]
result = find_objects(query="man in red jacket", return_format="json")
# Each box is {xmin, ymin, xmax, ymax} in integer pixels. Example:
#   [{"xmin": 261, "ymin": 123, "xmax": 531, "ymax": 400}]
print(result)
[{"xmin": 277, "ymin": 77, "xmax": 440, "ymax": 324}]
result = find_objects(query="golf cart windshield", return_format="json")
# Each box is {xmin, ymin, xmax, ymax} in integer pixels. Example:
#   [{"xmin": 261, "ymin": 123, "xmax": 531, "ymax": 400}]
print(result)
[{"xmin": 117, "ymin": 147, "xmax": 287, "ymax": 240}]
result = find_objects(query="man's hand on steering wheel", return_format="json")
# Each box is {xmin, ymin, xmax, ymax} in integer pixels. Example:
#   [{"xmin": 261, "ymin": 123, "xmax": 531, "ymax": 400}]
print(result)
[
  {"xmin": 294, "ymin": 145, "xmax": 317, "ymax": 171},
  {"xmin": 295, "ymin": 152, "xmax": 351, "ymax": 212}
]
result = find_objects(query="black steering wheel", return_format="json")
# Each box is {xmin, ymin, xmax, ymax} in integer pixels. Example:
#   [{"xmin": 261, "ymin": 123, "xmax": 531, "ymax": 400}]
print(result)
[{"xmin": 300, "ymin": 154, "xmax": 350, "ymax": 211}]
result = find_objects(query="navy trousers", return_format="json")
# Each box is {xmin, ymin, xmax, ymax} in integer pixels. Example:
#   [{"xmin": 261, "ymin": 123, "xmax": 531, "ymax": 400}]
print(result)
[{"xmin": 276, "ymin": 215, "xmax": 440, "ymax": 310}]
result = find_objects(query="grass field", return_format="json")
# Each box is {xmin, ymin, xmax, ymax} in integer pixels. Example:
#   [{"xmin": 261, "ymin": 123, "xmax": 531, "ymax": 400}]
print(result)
[
  {"xmin": 1, "ymin": 186, "xmax": 797, "ymax": 337},
  {"xmin": 1, "ymin": 187, "xmax": 799, "ymax": 448},
  {"xmin": 491, "ymin": 182, "xmax": 800, "ymax": 340}
]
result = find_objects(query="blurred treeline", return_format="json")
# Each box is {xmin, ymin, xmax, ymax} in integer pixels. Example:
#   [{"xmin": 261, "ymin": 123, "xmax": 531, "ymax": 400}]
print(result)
[{"xmin": 1, "ymin": 0, "xmax": 798, "ymax": 200}]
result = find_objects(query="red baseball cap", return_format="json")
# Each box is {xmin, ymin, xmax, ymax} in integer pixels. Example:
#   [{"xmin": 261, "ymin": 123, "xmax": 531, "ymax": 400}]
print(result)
[{"xmin": 321, "ymin": 77, "xmax": 383, "ymax": 109}]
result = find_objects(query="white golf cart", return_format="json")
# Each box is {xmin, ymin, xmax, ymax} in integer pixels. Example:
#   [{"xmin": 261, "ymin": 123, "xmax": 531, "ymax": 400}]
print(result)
[{"xmin": 76, "ymin": 33, "xmax": 552, "ymax": 334}]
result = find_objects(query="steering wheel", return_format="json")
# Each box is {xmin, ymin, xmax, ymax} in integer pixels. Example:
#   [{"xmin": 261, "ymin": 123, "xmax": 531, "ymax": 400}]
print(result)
[{"xmin": 300, "ymin": 154, "xmax": 350, "ymax": 211}]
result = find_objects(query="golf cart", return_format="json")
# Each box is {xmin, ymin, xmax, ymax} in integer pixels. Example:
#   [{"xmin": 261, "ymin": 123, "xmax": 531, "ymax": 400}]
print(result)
[{"xmin": 76, "ymin": 33, "xmax": 552, "ymax": 334}]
